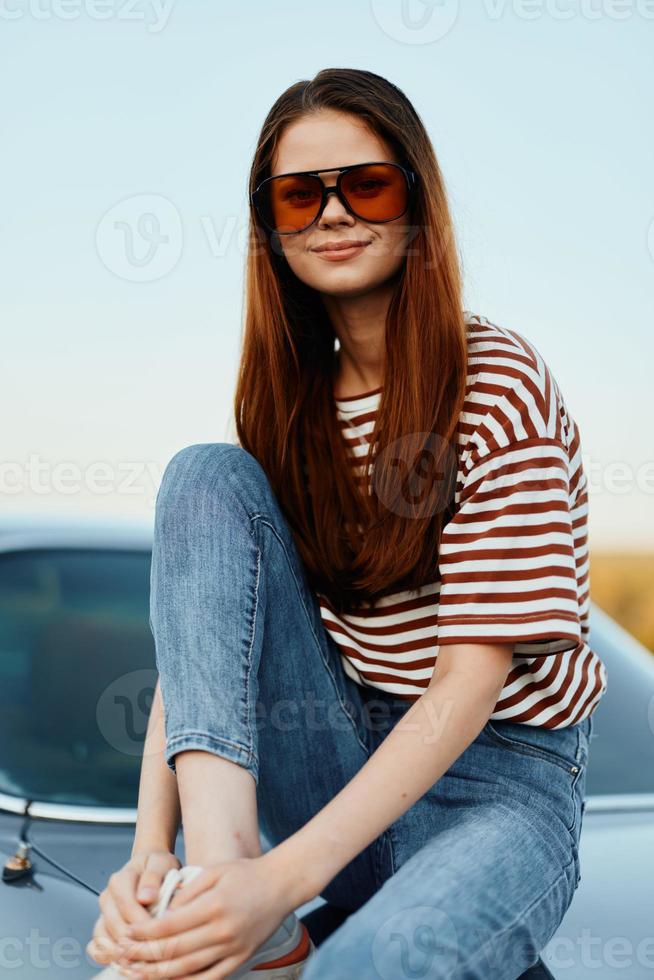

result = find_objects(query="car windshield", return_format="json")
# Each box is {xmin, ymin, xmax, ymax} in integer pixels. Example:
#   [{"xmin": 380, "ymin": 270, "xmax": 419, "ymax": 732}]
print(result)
[{"xmin": 0, "ymin": 548, "xmax": 155, "ymax": 808}]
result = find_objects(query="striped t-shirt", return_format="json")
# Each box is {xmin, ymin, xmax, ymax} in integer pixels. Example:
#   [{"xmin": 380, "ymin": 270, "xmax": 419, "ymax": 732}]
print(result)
[{"xmin": 316, "ymin": 313, "xmax": 608, "ymax": 729}]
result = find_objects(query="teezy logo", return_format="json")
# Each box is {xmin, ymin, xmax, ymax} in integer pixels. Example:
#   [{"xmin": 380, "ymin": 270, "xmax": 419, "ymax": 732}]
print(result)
[
  {"xmin": 369, "ymin": 0, "xmax": 460, "ymax": 43},
  {"xmin": 95, "ymin": 193, "xmax": 183, "ymax": 282},
  {"xmin": 372, "ymin": 905, "xmax": 458, "ymax": 979}
]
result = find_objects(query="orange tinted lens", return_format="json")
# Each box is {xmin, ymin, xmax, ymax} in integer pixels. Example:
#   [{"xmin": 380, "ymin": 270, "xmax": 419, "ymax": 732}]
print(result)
[
  {"xmin": 269, "ymin": 174, "xmax": 323, "ymax": 233},
  {"xmin": 341, "ymin": 164, "xmax": 407, "ymax": 221}
]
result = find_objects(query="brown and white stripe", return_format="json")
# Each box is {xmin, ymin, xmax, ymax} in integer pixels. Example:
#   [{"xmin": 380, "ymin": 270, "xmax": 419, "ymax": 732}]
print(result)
[{"xmin": 316, "ymin": 312, "xmax": 608, "ymax": 729}]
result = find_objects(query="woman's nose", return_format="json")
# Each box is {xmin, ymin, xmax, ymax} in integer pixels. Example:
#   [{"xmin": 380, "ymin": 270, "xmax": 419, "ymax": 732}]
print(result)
[{"xmin": 318, "ymin": 188, "xmax": 354, "ymax": 225}]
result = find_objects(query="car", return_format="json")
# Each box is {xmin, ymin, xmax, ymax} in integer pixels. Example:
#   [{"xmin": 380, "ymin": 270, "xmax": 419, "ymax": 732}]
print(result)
[{"xmin": 0, "ymin": 513, "xmax": 652, "ymax": 979}]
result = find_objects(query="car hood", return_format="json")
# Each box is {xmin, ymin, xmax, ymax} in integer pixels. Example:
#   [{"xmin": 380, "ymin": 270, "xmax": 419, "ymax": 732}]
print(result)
[
  {"xmin": 0, "ymin": 808, "xmax": 184, "ymax": 978},
  {"xmin": 21, "ymin": 813, "xmax": 142, "ymax": 893},
  {"xmin": 0, "ymin": 812, "xmax": 111, "ymax": 977}
]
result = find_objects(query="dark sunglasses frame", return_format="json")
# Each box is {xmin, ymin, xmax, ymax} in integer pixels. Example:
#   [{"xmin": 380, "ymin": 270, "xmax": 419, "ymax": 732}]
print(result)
[{"xmin": 251, "ymin": 161, "xmax": 418, "ymax": 236}]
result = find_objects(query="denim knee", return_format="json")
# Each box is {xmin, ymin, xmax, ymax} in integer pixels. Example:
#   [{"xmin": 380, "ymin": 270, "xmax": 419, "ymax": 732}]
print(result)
[{"xmin": 155, "ymin": 442, "xmax": 270, "ymax": 523}]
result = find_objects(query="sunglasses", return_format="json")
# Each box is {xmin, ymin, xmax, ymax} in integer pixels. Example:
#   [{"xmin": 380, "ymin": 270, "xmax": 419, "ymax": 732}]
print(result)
[{"xmin": 251, "ymin": 161, "xmax": 418, "ymax": 236}]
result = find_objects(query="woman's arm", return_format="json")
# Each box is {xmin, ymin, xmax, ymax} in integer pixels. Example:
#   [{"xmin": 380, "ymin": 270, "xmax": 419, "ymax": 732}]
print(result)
[
  {"xmin": 262, "ymin": 641, "xmax": 514, "ymax": 907},
  {"xmin": 86, "ymin": 678, "xmax": 182, "ymax": 965},
  {"xmin": 131, "ymin": 676, "xmax": 182, "ymax": 856}
]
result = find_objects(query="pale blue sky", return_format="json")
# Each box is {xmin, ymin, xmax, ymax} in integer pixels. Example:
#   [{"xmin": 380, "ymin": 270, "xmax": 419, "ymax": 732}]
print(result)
[{"xmin": 2, "ymin": 0, "xmax": 652, "ymax": 548}]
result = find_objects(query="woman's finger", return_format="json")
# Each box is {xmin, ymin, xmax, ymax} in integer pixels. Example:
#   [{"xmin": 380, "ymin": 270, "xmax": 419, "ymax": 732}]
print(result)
[
  {"xmin": 116, "ymin": 941, "xmax": 229, "ymax": 979},
  {"xmin": 125, "ymin": 889, "xmax": 218, "ymax": 942},
  {"xmin": 180, "ymin": 952, "xmax": 246, "ymax": 980},
  {"xmin": 99, "ymin": 885, "xmax": 135, "ymax": 944},
  {"xmin": 165, "ymin": 867, "xmax": 218, "ymax": 909},
  {"xmin": 111, "ymin": 866, "xmax": 155, "ymax": 928},
  {"xmin": 118, "ymin": 922, "xmax": 229, "ymax": 965},
  {"xmin": 86, "ymin": 915, "xmax": 120, "ymax": 966},
  {"xmin": 136, "ymin": 852, "xmax": 181, "ymax": 906}
]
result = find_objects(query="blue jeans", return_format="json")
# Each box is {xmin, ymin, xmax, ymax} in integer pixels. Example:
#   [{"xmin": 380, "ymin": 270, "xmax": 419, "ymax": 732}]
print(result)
[{"xmin": 150, "ymin": 442, "xmax": 593, "ymax": 980}]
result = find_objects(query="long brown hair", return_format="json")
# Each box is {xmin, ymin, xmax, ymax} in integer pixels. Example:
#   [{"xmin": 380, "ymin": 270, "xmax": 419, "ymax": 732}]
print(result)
[{"xmin": 234, "ymin": 68, "xmax": 468, "ymax": 615}]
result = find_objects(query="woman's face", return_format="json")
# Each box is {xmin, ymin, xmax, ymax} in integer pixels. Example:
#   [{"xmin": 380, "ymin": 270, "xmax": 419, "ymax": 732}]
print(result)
[{"xmin": 269, "ymin": 109, "xmax": 412, "ymax": 299}]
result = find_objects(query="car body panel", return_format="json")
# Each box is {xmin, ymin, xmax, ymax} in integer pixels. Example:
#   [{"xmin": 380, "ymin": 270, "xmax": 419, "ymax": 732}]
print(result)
[{"xmin": 544, "ymin": 810, "xmax": 654, "ymax": 978}]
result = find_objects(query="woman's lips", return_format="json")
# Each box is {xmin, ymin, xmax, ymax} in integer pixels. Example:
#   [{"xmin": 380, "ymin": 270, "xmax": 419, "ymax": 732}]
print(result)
[{"xmin": 312, "ymin": 242, "xmax": 371, "ymax": 262}]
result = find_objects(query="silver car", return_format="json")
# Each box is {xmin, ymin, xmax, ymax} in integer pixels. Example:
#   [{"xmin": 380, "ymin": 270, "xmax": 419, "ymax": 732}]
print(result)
[{"xmin": 0, "ymin": 514, "xmax": 652, "ymax": 979}]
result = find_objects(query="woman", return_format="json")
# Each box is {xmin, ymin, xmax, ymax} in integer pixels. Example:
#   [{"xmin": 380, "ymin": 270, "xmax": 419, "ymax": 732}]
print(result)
[{"xmin": 87, "ymin": 68, "xmax": 608, "ymax": 980}]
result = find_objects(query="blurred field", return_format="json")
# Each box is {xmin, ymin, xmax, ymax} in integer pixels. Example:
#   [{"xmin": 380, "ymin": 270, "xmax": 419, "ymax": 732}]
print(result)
[{"xmin": 590, "ymin": 552, "xmax": 654, "ymax": 654}]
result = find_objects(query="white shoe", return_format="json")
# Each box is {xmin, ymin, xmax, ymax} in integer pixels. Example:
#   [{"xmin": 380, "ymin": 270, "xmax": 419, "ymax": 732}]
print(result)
[{"xmin": 92, "ymin": 865, "xmax": 315, "ymax": 978}]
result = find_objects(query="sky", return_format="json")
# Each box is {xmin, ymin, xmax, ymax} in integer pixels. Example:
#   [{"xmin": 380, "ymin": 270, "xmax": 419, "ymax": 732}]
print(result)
[{"xmin": 1, "ymin": 0, "xmax": 652, "ymax": 549}]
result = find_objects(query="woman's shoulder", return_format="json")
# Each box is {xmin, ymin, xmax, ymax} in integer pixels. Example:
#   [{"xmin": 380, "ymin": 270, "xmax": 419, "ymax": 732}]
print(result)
[
  {"xmin": 460, "ymin": 311, "xmax": 577, "ymax": 454},
  {"xmin": 463, "ymin": 310, "xmax": 553, "ymax": 385}
]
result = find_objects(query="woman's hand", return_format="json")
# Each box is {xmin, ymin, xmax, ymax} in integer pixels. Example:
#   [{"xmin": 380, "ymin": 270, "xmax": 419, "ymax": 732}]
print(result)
[
  {"xmin": 86, "ymin": 849, "xmax": 181, "ymax": 969},
  {"xmin": 112, "ymin": 854, "xmax": 296, "ymax": 980}
]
